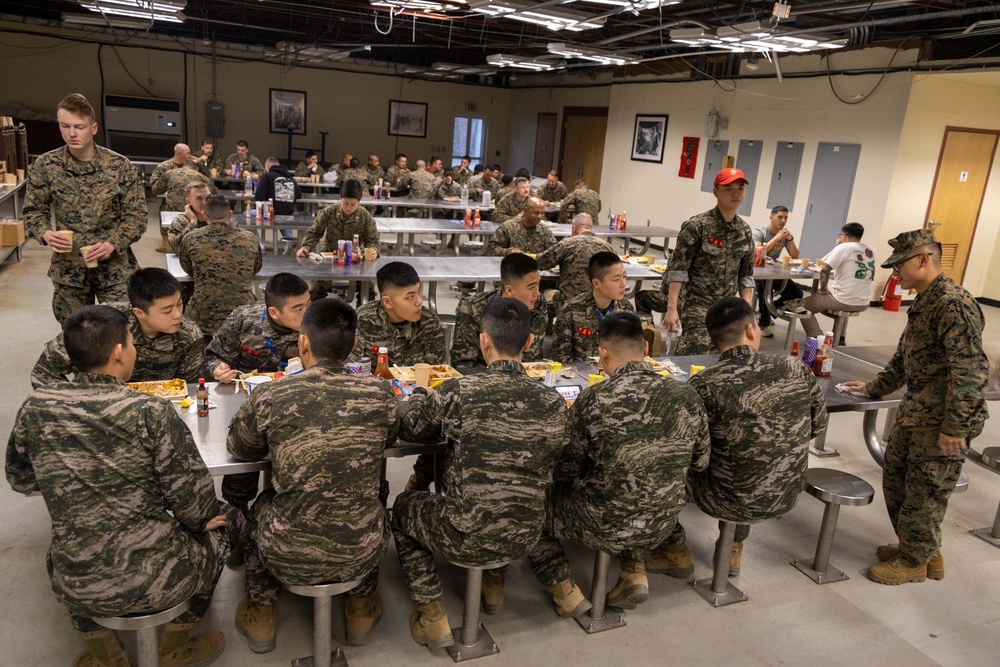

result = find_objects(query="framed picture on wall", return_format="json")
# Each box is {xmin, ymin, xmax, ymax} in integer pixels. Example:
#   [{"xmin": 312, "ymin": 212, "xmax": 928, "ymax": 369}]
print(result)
[
  {"xmin": 388, "ymin": 100, "xmax": 428, "ymax": 138},
  {"xmin": 631, "ymin": 114, "xmax": 668, "ymax": 163},
  {"xmin": 269, "ymin": 88, "xmax": 306, "ymax": 135}
]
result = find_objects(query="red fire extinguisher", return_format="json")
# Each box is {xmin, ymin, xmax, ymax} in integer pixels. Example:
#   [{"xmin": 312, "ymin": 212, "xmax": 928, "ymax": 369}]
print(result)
[{"xmin": 883, "ymin": 274, "xmax": 903, "ymax": 312}]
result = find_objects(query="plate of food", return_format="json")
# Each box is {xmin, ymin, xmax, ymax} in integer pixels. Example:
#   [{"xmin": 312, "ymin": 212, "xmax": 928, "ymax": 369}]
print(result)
[
  {"xmin": 646, "ymin": 357, "xmax": 686, "ymax": 375},
  {"xmin": 389, "ymin": 364, "xmax": 462, "ymax": 384},
  {"xmin": 128, "ymin": 378, "xmax": 188, "ymax": 399},
  {"xmin": 650, "ymin": 264, "xmax": 667, "ymax": 274},
  {"xmin": 522, "ymin": 361, "xmax": 548, "ymax": 379},
  {"xmin": 238, "ymin": 371, "xmax": 286, "ymax": 382}
]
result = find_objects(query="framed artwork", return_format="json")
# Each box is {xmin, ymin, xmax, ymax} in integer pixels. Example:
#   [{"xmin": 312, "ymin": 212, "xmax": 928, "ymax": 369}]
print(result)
[
  {"xmin": 388, "ymin": 100, "xmax": 428, "ymax": 138},
  {"xmin": 269, "ymin": 88, "xmax": 306, "ymax": 135},
  {"xmin": 631, "ymin": 114, "xmax": 668, "ymax": 163}
]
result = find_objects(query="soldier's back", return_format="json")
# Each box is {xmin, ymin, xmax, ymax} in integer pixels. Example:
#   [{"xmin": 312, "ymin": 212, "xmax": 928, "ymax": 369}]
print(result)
[
  {"xmin": 408, "ymin": 170, "xmax": 436, "ymax": 199},
  {"xmin": 180, "ymin": 224, "xmax": 260, "ymax": 333}
]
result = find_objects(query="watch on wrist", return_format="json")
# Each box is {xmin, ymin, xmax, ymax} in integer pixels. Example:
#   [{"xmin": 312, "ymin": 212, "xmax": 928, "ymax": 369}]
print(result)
[{"xmin": 411, "ymin": 386, "xmax": 428, "ymax": 397}]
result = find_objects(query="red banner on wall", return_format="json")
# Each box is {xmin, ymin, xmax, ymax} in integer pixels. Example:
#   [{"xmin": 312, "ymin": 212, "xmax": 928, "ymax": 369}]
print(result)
[{"xmin": 679, "ymin": 136, "xmax": 699, "ymax": 178}]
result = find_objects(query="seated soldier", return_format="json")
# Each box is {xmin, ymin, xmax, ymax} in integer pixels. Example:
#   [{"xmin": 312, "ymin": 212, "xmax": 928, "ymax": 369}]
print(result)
[
  {"xmin": 365, "ymin": 154, "xmax": 385, "ymax": 185},
  {"xmin": 178, "ymin": 194, "xmax": 262, "ymax": 336},
  {"xmin": 492, "ymin": 176, "xmax": 532, "ymax": 224},
  {"xmin": 228, "ymin": 299, "xmax": 398, "ymax": 651},
  {"xmin": 469, "ymin": 164, "xmax": 499, "ymax": 201},
  {"xmin": 648, "ymin": 297, "xmax": 828, "ymax": 578},
  {"xmin": 454, "ymin": 155, "xmax": 472, "ymax": 185},
  {"xmin": 392, "ymin": 298, "xmax": 569, "ymax": 649},
  {"xmin": 753, "ymin": 205, "xmax": 803, "ymax": 337},
  {"xmin": 487, "ymin": 197, "xmax": 556, "ymax": 257},
  {"xmin": 205, "ymin": 272, "xmax": 311, "ymax": 514},
  {"xmin": 535, "ymin": 212, "xmax": 614, "ymax": 311},
  {"xmin": 537, "ymin": 170, "xmax": 568, "ymax": 204},
  {"xmin": 294, "ymin": 150, "xmax": 322, "ymax": 179},
  {"xmin": 167, "ymin": 180, "xmax": 211, "ymax": 254},
  {"xmin": 559, "ymin": 179, "xmax": 601, "ymax": 225},
  {"xmin": 255, "ymin": 157, "xmax": 301, "ymax": 241},
  {"xmin": 354, "ymin": 262, "xmax": 445, "ymax": 365},
  {"xmin": 7, "ymin": 305, "xmax": 246, "ymax": 667},
  {"xmin": 407, "ymin": 160, "xmax": 436, "ymax": 199},
  {"xmin": 32, "ymin": 268, "xmax": 204, "ymax": 388},
  {"xmin": 528, "ymin": 312, "xmax": 710, "ymax": 615},
  {"xmin": 163, "ymin": 166, "xmax": 214, "ymax": 213},
  {"xmin": 495, "ymin": 173, "xmax": 515, "ymax": 203},
  {"xmin": 296, "ymin": 178, "xmax": 380, "ymax": 302},
  {"xmin": 432, "ymin": 168, "xmax": 462, "ymax": 200},
  {"xmin": 551, "ymin": 251, "xmax": 635, "ymax": 363},
  {"xmin": 343, "ymin": 157, "xmax": 370, "ymax": 188},
  {"xmin": 383, "ymin": 153, "xmax": 409, "ymax": 189},
  {"xmin": 451, "ymin": 253, "xmax": 547, "ymax": 368}
]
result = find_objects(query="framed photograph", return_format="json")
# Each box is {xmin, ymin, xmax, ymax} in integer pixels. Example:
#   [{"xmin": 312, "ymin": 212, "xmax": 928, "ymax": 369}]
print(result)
[
  {"xmin": 269, "ymin": 88, "xmax": 306, "ymax": 135},
  {"xmin": 631, "ymin": 114, "xmax": 668, "ymax": 163},
  {"xmin": 388, "ymin": 100, "xmax": 428, "ymax": 138}
]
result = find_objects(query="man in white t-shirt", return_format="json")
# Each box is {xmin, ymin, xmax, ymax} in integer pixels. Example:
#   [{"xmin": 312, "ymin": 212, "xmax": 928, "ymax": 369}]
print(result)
[{"xmin": 801, "ymin": 222, "xmax": 875, "ymax": 340}]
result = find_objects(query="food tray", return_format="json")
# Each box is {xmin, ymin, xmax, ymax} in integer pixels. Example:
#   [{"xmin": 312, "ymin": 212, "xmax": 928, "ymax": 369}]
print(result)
[
  {"xmin": 127, "ymin": 378, "xmax": 188, "ymax": 399},
  {"xmin": 389, "ymin": 364, "xmax": 462, "ymax": 383}
]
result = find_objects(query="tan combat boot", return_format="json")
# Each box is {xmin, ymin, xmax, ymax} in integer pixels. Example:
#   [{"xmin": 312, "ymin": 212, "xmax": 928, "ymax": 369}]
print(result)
[
  {"xmin": 73, "ymin": 628, "xmax": 130, "ymax": 667},
  {"xmin": 867, "ymin": 556, "xmax": 928, "ymax": 585},
  {"xmin": 481, "ymin": 570, "xmax": 505, "ymax": 615},
  {"xmin": 606, "ymin": 561, "xmax": 649, "ymax": 610},
  {"xmin": 876, "ymin": 544, "xmax": 944, "ymax": 580},
  {"xmin": 158, "ymin": 621, "xmax": 225, "ymax": 667},
  {"xmin": 730, "ymin": 540, "xmax": 744, "ymax": 577},
  {"xmin": 234, "ymin": 597, "xmax": 276, "ymax": 653},
  {"xmin": 345, "ymin": 591, "xmax": 383, "ymax": 646},
  {"xmin": 409, "ymin": 599, "xmax": 454, "ymax": 649},
  {"xmin": 646, "ymin": 543, "xmax": 694, "ymax": 578},
  {"xmin": 546, "ymin": 578, "xmax": 592, "ymax": 618}
]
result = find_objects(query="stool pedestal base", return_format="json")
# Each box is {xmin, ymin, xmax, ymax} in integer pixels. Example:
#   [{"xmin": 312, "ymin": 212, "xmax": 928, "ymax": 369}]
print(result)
[
  {"xmin": 690, "ymin": 579, "xmax": 748, "ymax": 607},
  {"xmin": 791, "ymin": 558, "xmax": 849, "ymax": 584},
  {"xmin": 575, "ymin": 608, "xmax": 626, "ymax": 634},
  {"xmin": 446, "ymin": 624, "xmax": 499, "ymax": 662},
  {"xmin": 291, "ymin": 647, "xmax": 348, "ymax": 667},
  {"xmin": 971, "ymin": 527, "xmax": 1000, "ymax": 549}
]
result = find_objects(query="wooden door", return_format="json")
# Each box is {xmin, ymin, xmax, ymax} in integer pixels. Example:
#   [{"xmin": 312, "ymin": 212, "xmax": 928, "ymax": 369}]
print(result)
[
  {"xmin": 925, "ymin": 127, "xmax": 999, "ymax": 283},
  {"xmin": 559, "ymin": 107, "xmax": 608, "ymax": 192},
  {"xmin": 533, "ymin": 113, "xmax": 557, "ymax": 177}
]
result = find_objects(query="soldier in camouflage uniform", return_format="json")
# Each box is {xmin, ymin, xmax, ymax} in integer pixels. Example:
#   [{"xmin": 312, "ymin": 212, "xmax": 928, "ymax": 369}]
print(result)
[
  {"xmin": 551, "ymin": 251, "xmax": 635, "ymax": 363},
  {"xmin": 535, "ymin": 212, "xmax": 614, "ymax": 310},
  {"xmin": 343, "ymin": 157, "xmax": 371, "ymax": 189},
  {"xmin": 384, "ymin": 153, "xmax": 410, "ymax": 189},
  {"xmin": 407, "ymin": 166, "xmax": 437, "ymax": 201},
  {"xmin": 493, "ymin": 176, "xmax": 532, "ymax": 223},
  {"xmin": 528, "ymin": 313, "xmax": 711, "ymax": 615},
  {"xmin": 326, "ymin": 153, "xmax": 352, "ymax": 183},
  {"xmin": 650, "ymin": 297, "xmax": 827, "ymax": 578},
  {"xmin": 227, "ymin": 299, "xmax": 397, "ymax": 650},
  {"xmin": 392, "ymin": 298, "xmax": 569, "ymax": 649},
  {"xmin": 365, "ymin": 154, "xmax": 385, "ymax": 185},
  {"xmin": 163, "ymin": 167, "xmax": 214, "ymax": 212},
  {"xmin": 7, "ymin": 305, "xmax": 246, "ymax": 667},
  {"xmin": 296, "ymin": 179, "xmax": 380, "ymax": 301},
  {"xmin": 495, "ymin": 174, "xmax": 515, "ymax": 205},
  {"xmin": 150, "ymin": 144, "xmax": 210, "ymax": 251},
  {"xmin": 635, "ymin": 168, "xmax": 755, "ymax": 355},
  {"xmin": 454, "ymin": 155, "xmax": 472, "ymax": 185},
  {"xmin": 841, "ymin": 230, "xmax": 989, "ymax": 585},
  {"xmin": 469, "ymin": 167, "xmax": 500, "ymax": 201},
  {"xmin": 537, "ymin": 171, "xmax": 568, "ymax": 203},
  {"xmin": 487, "ymin": 197, "xmax": 556, "ymax": 256},
  {"xmin": 294, "ymin": 151, "xmax": 322, "ymax": 179},
  {"xmin": 32, "ymin": 268, "xmax": 204, "ymax": 388},
  {"xmin": 205, "ymin": 274, "xmax": 311, "ymax": 508},
  {"xmin": 167, "ymin": 181, "xmax": 212, "ymax": 254},
  {"xmin": 559, "ymin": 179, "xmax": 601, "ymax": 225},
  {"xmin": 224, "ymin": 140, "xmax": 264, "ymax": 177},
  {"xmin": 353, "ymin": 262, "xmax": 446, "ymax": 365},
  {"xmin": 23, "ymin": 94, "xmax": 148, "ymax": 324},
  {"xmin": 194, "ymin": 138, "xmax": 226, "ymax": 176},
  {"xmin": 432, "ymin": 169, "xmax": 463, "ymax": 199}
]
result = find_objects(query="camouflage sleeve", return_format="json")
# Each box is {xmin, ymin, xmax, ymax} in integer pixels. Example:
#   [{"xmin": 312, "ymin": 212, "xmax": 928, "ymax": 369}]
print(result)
[
  {"xmin": 427, "ymin": 316, "xmax": 446, "ymax": 364},
  {"xmin": 399, "ymin": 386, "xmax": 448, "ymax": 444},
  {"xmin": 149, "ymin": 163, "xmax": 170, "ymax": 196},
  {"xmin": 300, "ymin": 208, "xmax": 328, "ymax": 252},
  {"xmin": 22, "ymin": 162, "xmax": 54, "ymax": 244},
  {"xmin": 383, "ymin": 386, "xmax": 401, "ymax": 448},
  {"xmin": 250, "ymin": 157, "xmax": 265, "ymax": 173},
  {"xmin": 539, "ymin": 225, "xmax": 557, "ymax": 252},
  {"xmin": 487, "ymin": 224, "xmax": 512, "ymax": 256},
  {"xmin": 362, "ymin": 212, "xmax": 381, "ymax": 254},
  {"xmin": 176, "ymin": 324, "xmax": 206, "ymax": 383},
  {"xmin": 555, "ymin": 391, "xmax": 592, "ymax": 482},
  {"xmin": 147, "ymin": 398, "xmax": 220, "ymax": 532},
  {"xmin": 31, "ymin": 334, "xmax": 74, "ymax": 388},
  {"xmin": 108, "ymin": 162, "xmax": 148, "ymax": 254},
  {"xmin": 167, "ymin": 214, "xmax": 190, "ymax": 255},
  {"xmin": 253, "ymin": 243, "xmax": 263, "ymax": 275},
  {"xmin": 178, "ymin": 235, "xmax": 194, "ymax": 275},
  {"xmin": 227, "ymin": 386, "xmax": 270, "ymax": 461},
  {"xmin": 803, "ymin": 365, "xmax": 829, "ymax": 439},
  {"xmin": 866, "ymin": 339, "xmax": 906, "ymax": 398},
  {"xmin": 294, "ymin": 163, "xmax": 308, "ymax": 178},
  {"xmin": 940, "ymin": 301, "xmax": 989, "ymax": 438},
  {"xmin": 689, "ymin": 374, "xmax": 718, "ymax": 471},
  {"xmin": 667, "ymin": 220, "xmax": 700, "ymax": 284},
  {"xmin": 5, "ymin": 409, "xmax": 39, "ymax": 494},
  {"xmin": 737, "ymin": 229, "xmax": 756, "ymax": 291},
  {"xmin": 534, "ymin": 242, "xmax": 560, "ymax": 272},
  {"xmin": 204, "ymin": 317, "xmax": 241, "ymax": 374},
  {"xmin": 525, "ymin": 300, "xmax": 547, "ymax": 362},
  {"xmin": 550, "ymin": 303, "xmax": 574, "ymax": 363},
  {"xmin": 450, "ymin": 297, "xmax": 481, "ymax": 368},
  {"xmin": 688, "ymin": 395, "xmax": 711, "ymax": 472}
]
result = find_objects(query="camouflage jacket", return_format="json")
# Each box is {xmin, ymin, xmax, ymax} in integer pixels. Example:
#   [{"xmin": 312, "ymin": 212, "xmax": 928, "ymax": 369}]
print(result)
[
  {"xmin": 227, "ymin": 362, "xmax": 396, "ymax": 584},
  {"xmin": 689, "ymin": 345, "xmax": 828, "ymax": 522},
  {"xmin": 551, "ymin": 291, "xmax": 635, "ymax": 363},
  {"xmin": 150, "ymin": 159, "xmax": 209, "ymax": 211},
  {"xmin": 557, "ymin": 360, "xmax": 711, "ymax": 553},
  {"xmin": 384, "ymin": 166, "xmax": 410, "ymax": 189},
  {"xmin": 343, "ymin": 167, "xmax": 371, "ymax": 187},
  {"xmin": 400, "ymin": 359, "xmax": 569, "ymax": 557},
  {"xmin": 559, "ymin": 187, "xmax": 601, "ymax": 224},
  {"xmin": 451, "ymin": 289, "xmax": 546, "ymax": 367},
  {"xmin": 163, "ymin": 169, "xmax": 214, "ymax": 212},
  {"xmin": 167, "ymin": 212, "xmax": 207, "ymax": 255},
  {"xmin": 454, "ymin": 166, "xmax": 472, "ymax": 185},
  {"xmin": 205, "ymin": 303, "xmax": 300, "ymax": 375},
  {"xmin": 179, "ymin": 222, "xmax": 262, "ymax": 335},
  {"xmin": 196, "ymin": 150, "xmax": 226, "ymax": 175},
  {"xmin": 300, "ymin": 204, "xmax": 379, "ymax": 254},
  {"xmin": 353, "ymin": 300, "xmax": 445, "ymax": 365},
  {"xmin": 664, "ymin": 206, "xmax": 755, "ymax": 307},
  {"xmin": 493, "ymin": 193, "xmax": 530, "ymax": 223},
  {"xmin": 408, "ymin": 170, "xmax": 436, "ymax": 199},
  {"xmin": 224, "ymin": 153, "xmax": 265, "ymax": 176},
  {"xmin": 31, "ymin": 301, "xmax": 204, "ymax": 388},
  {"xmin": 538, "ymin": 181, "xmax": 567, "ymax": 203},
  {"xmin": 433, "ymin": 180, "xmax": 463, "ymax": 200},
  {"xmin": 294, "ymin": 162, "xmax": 321, "ymax": 179},
  {"xmin": 535, "ymin": 232, "xmax": 614, "ymax": 301},
  {"xmin": 23, "ymin": 145, "xmax": 147, "ymax": 288},
  {"xmin": 469, "ymin": 174, "xmax": 500, "ymax": 200},
  {"xmin": 495, "ymin": 186, "xmax": 514, "ymax": 203},
  {"xmin": 487, "ymin": 220, "xmax": 557, "ymax": 256},
  {"xmin": 6, "ymin": 374, "xmax": 223, "ymax": 619},
  {"xmin": 365, "ymin": 165, "xmax": 385, "ymax": 185},
  {"xmin": 867, "ymin": 273, "xmax": 989, "ymax": 439}
]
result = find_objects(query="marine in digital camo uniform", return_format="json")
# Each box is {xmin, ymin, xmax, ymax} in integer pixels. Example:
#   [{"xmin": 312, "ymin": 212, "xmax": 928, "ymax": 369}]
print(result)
[
  {"xmin": 559, "ymin": 183, "xmax": 601, "ymax": 225},
  {"xmin": 535, "ymin": 226, "xmax": 614, "ymax": 305},
  {"xmin": 487, "ymin": 217, "xmax": 557, "ymax": 256},
  {"xmin": 353, "ymin": 299, "xmax": 446, "ymax": 366}
]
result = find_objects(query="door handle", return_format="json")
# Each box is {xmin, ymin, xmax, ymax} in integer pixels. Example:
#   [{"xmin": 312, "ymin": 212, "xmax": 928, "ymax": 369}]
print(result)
[{"xmin": 928, "ymin": 219, "xmax": 941, "ymax": 228}]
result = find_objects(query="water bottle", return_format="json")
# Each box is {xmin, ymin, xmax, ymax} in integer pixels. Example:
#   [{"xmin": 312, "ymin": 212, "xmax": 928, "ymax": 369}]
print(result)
[
  {"xmin": 243, "ymin": 173, "xmax": 252, "ymax": 197},
  {"xmin": 460, "ymin": 182, "xmax": 469, "ymax": 206}
]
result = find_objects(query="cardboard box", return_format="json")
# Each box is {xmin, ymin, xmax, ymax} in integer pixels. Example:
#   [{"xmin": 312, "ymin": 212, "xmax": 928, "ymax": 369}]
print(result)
[{"xmin": 0, "ymin": 219, "xmax": 25, "ymax": 247}]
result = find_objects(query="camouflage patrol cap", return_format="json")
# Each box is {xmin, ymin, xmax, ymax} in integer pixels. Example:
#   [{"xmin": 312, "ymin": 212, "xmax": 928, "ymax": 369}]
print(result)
[{"xmin": 880, "ymin": 229, "xmax": 938, "ymax": 269}]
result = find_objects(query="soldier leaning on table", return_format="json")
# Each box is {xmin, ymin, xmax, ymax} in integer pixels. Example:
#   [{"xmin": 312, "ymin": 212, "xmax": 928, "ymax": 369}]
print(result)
[
  {"xmin": 223, "ymin": 140, "xmax": 264, "ymax": 177},
  {"xmin": 535, "ymin": 212, "xmax": 614, "ymax": 311},
  {"xmin": 432, "ymin": 169, "xmax": 463, "ymax": 199},
  {"xmin": 528, "ymin": 312, "xmax": 711, "ymax": 617},
  {"xmin": 294, "ymin": 151, "xmax": 322, "ymax": 179},
  {"xmin": 537, "ymin": 170, "xmax": 568, "ymax": 204},
  {"xmin": 32, "ymin": 268, "xmax": 204, "ymax": 388},
  {"xmin": 327, "ymin": 153, "xmax": 352, "ymax": 182},
  {"xmin": 487, "ymin": 197, "xmax": 557, "ymax": 257},
  {"xmin": 392, "ymin": 298, "xmax": 570, "ymax": 650},
  {"xmin": 7, "ymin": 305, "xmax": 247, "ymax": 667},
  {"xmin": 383, "ymin": 153, "xmax": 410, "ymax": 189},
  {"xmin": 649, "ymin": 297, "xmax": 827, "ymax": 579},
  {"xmin": 22, "ymin": 93, "xmax": 148, "ymax": 325},
  {"xmin": 228, "ymin": 299, "xmax": 398, "ymax": 651},
  {"xmin": 194, "ymin": 137, "xmax": 226, "ymax": 176},
  {"xmin": 454, "ymin": 155, "xmax": 473, "ymax": 185},
  {"xmin": 841, "ymin": 229, "xmax": 989, "ymax": 586}
]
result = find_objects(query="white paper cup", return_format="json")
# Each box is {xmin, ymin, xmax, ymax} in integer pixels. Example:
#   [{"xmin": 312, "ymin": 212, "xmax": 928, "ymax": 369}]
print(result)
[
  {"xmin": 414, "ymin": 363, "xmax": 432, "ymax": 388},
  {"xmin": 245, "ymin": 376, "xmax": 272, "ymax": 393}
]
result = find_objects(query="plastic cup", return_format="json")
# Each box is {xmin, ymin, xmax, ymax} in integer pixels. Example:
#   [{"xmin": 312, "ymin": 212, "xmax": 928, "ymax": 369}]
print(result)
[
  {"xmin": 80, "ymin": 245, "xmax": 98, "ymax": 268},
  {"xmin": 781, "ymin": 255, "xmax": 792, "ymax": 267},
  {"xmin": 414, "ymin": 363, "xmax": 432, "ymax": 388},
  {"xmin": 365, "ymin": 247, "xmax": 378, "ymax": 262},
  {"xmin": 800, "ymin": 258, "xmax": 811, "ymax": 269},
  {"xmin": 245, "ymin": 375, "xmax": 272, "ymax": 394}
]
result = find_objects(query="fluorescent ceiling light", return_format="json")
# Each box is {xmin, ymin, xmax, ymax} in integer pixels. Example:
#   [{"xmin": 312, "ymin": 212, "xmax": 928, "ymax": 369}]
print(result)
[
  {"xmin": 672, "ymin": 24, "xmax": 847, "ymax": 53},
  {"xmin": 61, "ymin": 11, "xmax": 153, "ymax": 28},
  {"xmin": 486, "ymin": 53, "xmax": 560, "ymax": 71},
  {"xmin": 547, "ymin": 42, "xmax": 638, "ymax": 65},
  {"xmin": 580, "ymin": 0, "xmax": 679, "ymax": 7},
  {"xmin": 469, "ymin": 0, "xmax": 605, "ymax": 31},
  {"xmin": 370, "ymin": 0, "xmax": 467, "ymax": 11},
  {"xmin": 79, "ymin": 0, "xmax": 185, "ymax": 23}
]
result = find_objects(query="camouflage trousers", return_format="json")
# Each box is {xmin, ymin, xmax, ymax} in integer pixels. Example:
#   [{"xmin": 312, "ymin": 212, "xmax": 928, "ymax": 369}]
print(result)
[
  {"xmin": 391, "ymin": 490, "xmax": 527, "ymax": 605},
  {"xmin": 221, "ymin": 472, "xmax": 261, "ymax": 508},
  {"xmin": 884, "ymin": 426, "xmax": 964, "ymax": 566},
  {"xmin": 68, "ymin": 502, "xmax": 247, "ymax": 632},
  {"xmin": 244, "ymin": 490, "xmax": 381, "ymax": 604},
  {"xmin": 52, "ymin": 278, "xmax": 129, "ymax": 325},
  {"xmin": 631, "ymin": 293, "xmax": 713, "ymax": 355}
]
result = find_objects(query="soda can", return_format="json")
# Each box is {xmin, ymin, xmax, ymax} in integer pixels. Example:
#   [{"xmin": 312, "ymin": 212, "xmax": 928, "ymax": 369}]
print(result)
[{"xmin": 802, "ymin": 336, "xmax": 819, "ymax": 367}]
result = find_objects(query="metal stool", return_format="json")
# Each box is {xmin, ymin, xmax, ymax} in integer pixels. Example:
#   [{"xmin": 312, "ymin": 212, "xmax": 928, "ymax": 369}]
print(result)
[
  {"xmin": 828, "ymin": 310, "xmax": 861, "ymax": 347},
  {"xmin": 284, "ymin": 579, "xmax": 362, "ymax": 667},
  {"xmin": 421, "ymin": 238, "xmax": 443, "ymax": 255},
  {"xmin": 445, "ymin": 560, "xmax": 509, "ymax": 663},
  {"xmin": 94, "ymin": 599, "xmax": 191, "ymax": 667},
  {"xmin": 576, "ymin": 551, "xmax": 626, "ymax": 634},
  {"xmin": 439, "ymin": 314, "xmax": 456, "ymax": 366},
  {"xmin": 792, "ymin": 468, "xmax": 875, "ymax": 583},
  {"xmin": 460, "ymin": 240, "xmax": 485, "ymax": 255},
  {"xmin": 781, "ymin": 310, "xmax": 811, "ymax": 351},
  {"xmin": 690, "ymin": 519, "xmax": 760, "ymax": 607},
  {"xmin": 970, "ymin": 446, "xmax": 1000, "ymax": 548}
]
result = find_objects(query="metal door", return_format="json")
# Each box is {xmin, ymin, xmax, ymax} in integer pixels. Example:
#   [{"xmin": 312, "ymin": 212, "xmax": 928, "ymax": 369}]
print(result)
[
  {"xmin": 766, "ymin": 141, "xmax": 804, "ymax": 211},
  {"xmin": 736, "ymin": 139, "xmax": 763, "ymax": 217},
  {"xmin": 533, "ymin": 113, "xmax": 557, "ymax": 177},
  {"xmin": 799, "ymin": 143, "xmax": 862, "ymax": 261}
]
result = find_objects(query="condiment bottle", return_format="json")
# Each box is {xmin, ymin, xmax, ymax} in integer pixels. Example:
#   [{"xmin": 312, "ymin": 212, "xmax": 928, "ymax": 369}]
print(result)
[
  {"xmin": 790, "ymin": 340, "xmax": 799, "ymax": 358},
  {"xmin": 473, "ymin": 208, "xmax": 481, "ymax": 227},
  {"xmin": 197, "ymin": 378, "xmax": 209, "ymax": 417},
  {"xmin": 373, "ymin": 346, "xmax": 394, "ymax": 379}
]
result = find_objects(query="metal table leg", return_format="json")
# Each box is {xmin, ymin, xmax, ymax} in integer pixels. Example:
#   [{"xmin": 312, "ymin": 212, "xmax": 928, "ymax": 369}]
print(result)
[{"xmin": 809, "ymin": 426, "xmax": 840, "ymax": 458}]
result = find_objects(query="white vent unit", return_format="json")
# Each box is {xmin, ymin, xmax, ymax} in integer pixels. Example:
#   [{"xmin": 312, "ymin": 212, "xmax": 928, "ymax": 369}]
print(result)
[{"xmin": 103, "ymin": 94, "xmax": 182, "ymax": 160}]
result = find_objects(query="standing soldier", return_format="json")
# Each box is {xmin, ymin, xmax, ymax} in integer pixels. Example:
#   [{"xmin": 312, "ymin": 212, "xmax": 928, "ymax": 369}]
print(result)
[
  {"xmin": 224, "ymin": 140, "xmax": 264, "ymax": 177},
  {"xmin": 150, "ymin": 143, "xmax": 210, "ymax": 252},
  {"xmin": 537, "ymin": 170, "xmax": 568, "ymax": 204},
  {"xmin": 841, "ymin": 230, "xmax": 989, "ymax": 585},
  {"xmin": 559, "ymin": 179, "xmax": 601, "ymax": 225},
  {"xmin": 535, "ymin": 212, "xmax": 614, "ymax": 311},
  {"xmin": 392, "ymin": 299, "xmax": 569, "ymax": 649},
  {"xmin": 487, "ymin": 197, "xmax": 556, "ymax": 256},
  {"xmin": 635, "ymin": 167, "xmax": 755, "ymax": 355},
  {"xmin": 23, "ymin": 93, "xmax": 148, "ymax": 324}
]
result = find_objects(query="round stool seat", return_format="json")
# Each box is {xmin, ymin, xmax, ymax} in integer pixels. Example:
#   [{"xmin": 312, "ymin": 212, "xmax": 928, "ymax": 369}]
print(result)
[
  {"xmin": 94, "ymin": 599, "xmax": 191, "ymax": 630},
  {"xmin": 954, "ymin": 472, "xmax": 970, "ymax": 493},
  {"xmin": 805, "ymin": 468, "xmax": 875, "ymax": 506},
  {"xmin": 981, "ymin": 447, "xmax": 1000, "ymax": 473},
  {"xmin": 448, "ymin": 559, "xmax": 510, "ymax": 570},
  {"xmin": 421, "ymin": 239, "xmax": 442, "ymax": 246},
  {"xmin": 460, "ymin": 241, "xmax": 484, "ymax": 248},
  {"xmin": 779, "ymin": 310, "xmax": 810, "ymax": 319},
  {"xmin": 285, "ymin": 579, "xmax": 362, "ymax": 598}
]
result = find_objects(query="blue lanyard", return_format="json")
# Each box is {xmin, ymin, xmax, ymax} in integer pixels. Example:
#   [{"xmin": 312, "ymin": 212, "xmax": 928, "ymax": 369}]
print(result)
[
  {"xmin": 261, "ymin": 310, "xmax": 286, "ymax": 367},
  {"xmin": 598, "ymin": 302, "xmax": 614, "ymax": 321}
]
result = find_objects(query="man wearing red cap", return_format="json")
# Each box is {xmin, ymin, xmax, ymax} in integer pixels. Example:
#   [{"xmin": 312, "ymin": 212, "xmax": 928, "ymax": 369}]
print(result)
[{"xmin": 636, "ymin": 168, "xmax": 756, "ymax": 354}]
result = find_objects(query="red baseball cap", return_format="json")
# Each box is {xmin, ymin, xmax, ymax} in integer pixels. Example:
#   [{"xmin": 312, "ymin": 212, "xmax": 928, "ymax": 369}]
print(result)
[{"xmin": 714, "ymin": 167, "xmax": 749, "ymax": 186}]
